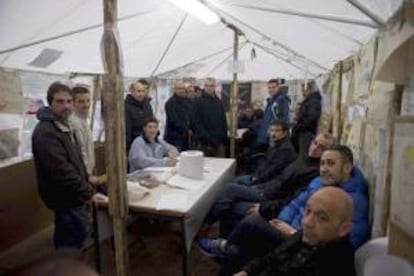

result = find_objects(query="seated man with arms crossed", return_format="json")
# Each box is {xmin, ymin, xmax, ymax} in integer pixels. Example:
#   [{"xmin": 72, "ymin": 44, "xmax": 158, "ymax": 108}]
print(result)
[{"xmin": 234, "ymin": 186, "xmax": 356, "ymax": 276}]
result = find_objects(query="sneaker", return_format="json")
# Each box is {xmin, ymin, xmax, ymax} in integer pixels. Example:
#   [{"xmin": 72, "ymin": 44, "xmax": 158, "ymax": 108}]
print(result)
[{"xmin": 198, "ymin": 238, "xmax": 227, "ymax": 258}]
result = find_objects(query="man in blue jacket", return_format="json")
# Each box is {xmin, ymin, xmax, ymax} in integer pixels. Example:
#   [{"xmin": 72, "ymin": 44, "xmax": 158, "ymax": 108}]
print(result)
[
  {"xmin": 199, "ymin": 145, "xmax": 370, "ymax": 273},
  {"xmin": 256, "ymin": 79, "xmax": 290, "ymax": 146}
]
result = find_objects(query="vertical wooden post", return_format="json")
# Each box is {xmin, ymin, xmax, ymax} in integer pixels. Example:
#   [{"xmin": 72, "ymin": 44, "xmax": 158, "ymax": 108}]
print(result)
[
  {"xmin": 229, "ymin": 27, "xmax": 239, "ymax": 158},
  {"xmin": 101, "ymin": 0, "xmax": 129, "ymax": 275}
]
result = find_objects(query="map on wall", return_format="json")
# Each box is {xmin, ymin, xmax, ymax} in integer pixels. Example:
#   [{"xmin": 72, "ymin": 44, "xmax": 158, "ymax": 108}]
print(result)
[{"xmin": 390, "ymin": 120, "xmax": 414, "ymax": 237}]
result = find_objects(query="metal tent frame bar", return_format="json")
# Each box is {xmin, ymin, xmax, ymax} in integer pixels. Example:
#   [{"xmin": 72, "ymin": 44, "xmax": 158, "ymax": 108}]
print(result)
[{"xmin": 231, "ymin": 4, "xmax": 378, "ymax": 28}]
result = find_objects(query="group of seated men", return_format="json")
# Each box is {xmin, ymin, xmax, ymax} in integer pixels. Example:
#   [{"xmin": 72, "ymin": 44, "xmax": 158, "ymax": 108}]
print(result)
[{"xmin": 196, "ymin": 134, "xmax": 370, "ymax": 276}]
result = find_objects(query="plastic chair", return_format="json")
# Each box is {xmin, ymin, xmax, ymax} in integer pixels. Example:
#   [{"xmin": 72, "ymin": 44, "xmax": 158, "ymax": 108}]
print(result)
[
  {"xmin": 355, "ymin": 237, "xmax": 389, "ymax": 276},
  {"xmin": 363, "ymin": 255, "xmax": 414, "ymax": 276}
]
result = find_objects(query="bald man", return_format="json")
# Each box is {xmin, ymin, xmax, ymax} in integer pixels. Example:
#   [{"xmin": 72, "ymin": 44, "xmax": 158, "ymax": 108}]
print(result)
[
  {"xmin": 164, "ymin": 79, "xmax": 194, "ymax": 151},
  {"xmin": 233, "ymin": 187, "xmax": 355, "ymax": 276}
]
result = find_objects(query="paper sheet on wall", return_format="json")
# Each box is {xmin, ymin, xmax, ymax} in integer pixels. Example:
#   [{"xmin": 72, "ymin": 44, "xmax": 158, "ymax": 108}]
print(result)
[
  {"xmin": 0, "ymin": 68, "xmax": 23, "ymax": 114},
  {"xmin": 0, "ymin": 128, "xmax": 20, "ymax": 160},
  {"xmin": 390, "ymin": 122, "xmax": 414, "ymax": 237}
]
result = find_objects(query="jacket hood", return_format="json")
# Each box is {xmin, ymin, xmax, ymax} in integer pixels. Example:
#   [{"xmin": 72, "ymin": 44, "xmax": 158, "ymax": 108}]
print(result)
[
  {"xmin": 125, "ymin": 94, "xmax": 152, "ymax": 107},
  {"xmin": 36, "ymin": 107, "xmax": 55, "ymax": 121},
  {"xmin": 339, "ymin": 166, "xmax": 368, "ymax": 195}
]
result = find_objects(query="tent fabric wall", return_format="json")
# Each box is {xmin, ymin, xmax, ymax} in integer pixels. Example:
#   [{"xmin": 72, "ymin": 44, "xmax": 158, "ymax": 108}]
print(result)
[{"xmin": 0, "ymin": 0, "xmax": 403, "ymax": 81}]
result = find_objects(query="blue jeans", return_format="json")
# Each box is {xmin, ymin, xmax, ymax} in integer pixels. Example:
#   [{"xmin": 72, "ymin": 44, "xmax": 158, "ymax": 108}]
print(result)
[
  {"xmin": 206, "ymin": 183, "xmax": 263, "ymax": 225},
  {"xmin": 234, "ymin": 175, "xmax": 252, "ymax": 186},
  {"xmin": 54, "ymin": 206, "xmax": 90, "ymax": 249},
  {"xmin": 220, "ymin": 215, "xmax": 285, "ymax": 275}
]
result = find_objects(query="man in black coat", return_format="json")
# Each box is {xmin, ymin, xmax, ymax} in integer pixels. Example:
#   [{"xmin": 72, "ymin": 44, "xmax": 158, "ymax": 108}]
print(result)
[
  {"xmin": 125, "ymin": 79, "xmax": 154, "ymax": 152},
  {"xmin": 192, "ymin": 78, "xmax": 228, "ymax": 157},
  {"xmin": 291, "ymin": 80, "xmax": 322, "ymax": 156},
  {"xmin": 235, "ymin": 120, "xmax": 296, "ymax": 186},
  {"xmin": 164, "ymin": 80, "xmax": 194, "ymax": 151},
  {"xmin": 32, "ymin": 82, "xmax": 94, "ymax": 249},
  {"xmin": 232, "ymin": 187, "xmax": 356, "ymax": 276}
]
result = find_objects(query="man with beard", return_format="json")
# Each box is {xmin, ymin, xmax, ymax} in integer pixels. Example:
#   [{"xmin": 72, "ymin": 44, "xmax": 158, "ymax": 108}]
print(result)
[{"xmin": 32, "ymin": 82, "xmax": 95, "ymax": 249}]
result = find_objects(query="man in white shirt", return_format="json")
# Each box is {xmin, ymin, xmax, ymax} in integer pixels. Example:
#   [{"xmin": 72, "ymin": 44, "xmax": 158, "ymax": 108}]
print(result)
[{"xmin": 69, "ymin": 85, "xmax": 98, "ymax": 185}]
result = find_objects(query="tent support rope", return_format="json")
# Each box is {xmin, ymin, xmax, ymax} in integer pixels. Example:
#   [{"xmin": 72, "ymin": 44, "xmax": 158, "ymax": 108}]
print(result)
[
  {"xmin": 204, "ymin": 42, "xmax": 246, "ymax": 77},
  {"xmin": 250, "ymin": 41, "xmax": 317, "ymax": 77}
]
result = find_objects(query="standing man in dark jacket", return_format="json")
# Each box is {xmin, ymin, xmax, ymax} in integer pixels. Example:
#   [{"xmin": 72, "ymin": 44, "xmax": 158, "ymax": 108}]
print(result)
[
  {"xmin": 32, "ymin": 82, "xmax": 94, "ymax": 249},
  {"xmin": 164, "ymin": 80, "xmax": 194, "ymax": 151},
  {"xmin": 257, "ymin": 79, "xmax": 290, "ymax": 146},
  {"xmin": 125, "ymin": 79, "xmax": 154, "ymax": 152},
  {"xmin": 193, "ymin": 78, "xmax": 228, "ymax": 157},
  {"xmin": 233, "ymin": 187, "xmax": 356, "ymax": 276},
  {"xmin": 291, "ymin": 80, "xmax": 322, "ymax": 156}
]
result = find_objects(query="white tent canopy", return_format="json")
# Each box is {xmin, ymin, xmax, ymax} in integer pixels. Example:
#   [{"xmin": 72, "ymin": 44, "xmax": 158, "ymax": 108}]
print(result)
[{"xmin": 0, "ymin": 0, "xmax": 404, "ymax": 80}]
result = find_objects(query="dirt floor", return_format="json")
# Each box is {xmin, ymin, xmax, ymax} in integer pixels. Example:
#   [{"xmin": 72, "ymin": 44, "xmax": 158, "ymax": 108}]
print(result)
[{"xmin": 89, "ymin": 218, "xmax": 221, "ymax": 276}]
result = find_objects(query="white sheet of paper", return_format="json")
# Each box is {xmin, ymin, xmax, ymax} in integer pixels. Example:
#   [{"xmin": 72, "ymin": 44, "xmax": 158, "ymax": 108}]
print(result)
[
  {"xmin": 156, "ymin": 193, "xmax": 189, "ymax": 211},
  {"xmin": 143, "ymin": 167, "xmax": 173, "ymax": 173},
  {"xmin": 166, "ymin": 174, "xmax": 205, "ymax": 191}
]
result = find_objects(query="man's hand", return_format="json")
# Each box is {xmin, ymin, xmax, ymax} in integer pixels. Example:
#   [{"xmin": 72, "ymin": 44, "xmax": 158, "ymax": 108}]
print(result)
[
  {"xmin": 88, "ymin": 175, "xmax": 99, "ymax": 185},
  {"xmin": 233, "ymin": 271, "xmax": 248, "ymax": 276},
  {"xmin": 269, "ymin": 219, "xmax": 297, "ymax": 237},
  {"xmin": 247, "ymin": 204, "xmax": 260, "ymax": 215},
  {"xmin": 167, "ymin": 156, "xmax": 178, "ymax": 166}
]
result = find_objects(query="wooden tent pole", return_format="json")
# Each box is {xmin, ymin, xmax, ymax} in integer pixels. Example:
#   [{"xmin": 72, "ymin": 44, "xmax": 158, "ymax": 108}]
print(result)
[
  {"xmin": 101, "ymin": 0, "xmax": 129, "ymax": 275},
  {"xmin": 229, "ymin": 26, "xmax": 240, "ymax": 158}
]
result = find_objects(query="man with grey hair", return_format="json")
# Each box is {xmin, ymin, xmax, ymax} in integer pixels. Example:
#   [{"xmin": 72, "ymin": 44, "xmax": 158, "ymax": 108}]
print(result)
[
  {"xmin": 192, "ymin": 77, "xmax": 228, "ymax": 157},
  {"xmin": 164, "ymin": 79, "xmax": 194, "ymax": 151}
]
